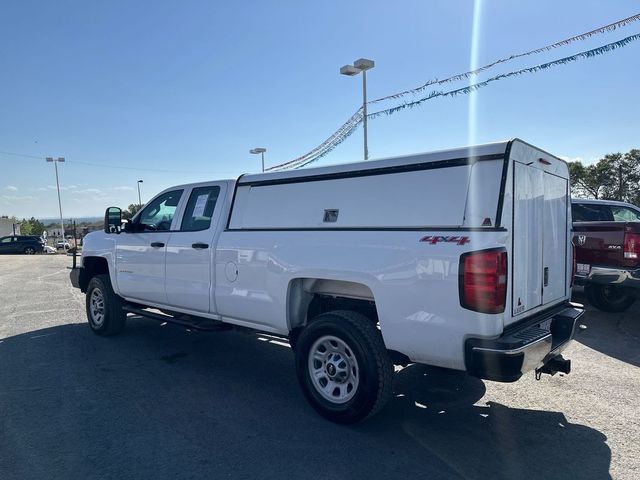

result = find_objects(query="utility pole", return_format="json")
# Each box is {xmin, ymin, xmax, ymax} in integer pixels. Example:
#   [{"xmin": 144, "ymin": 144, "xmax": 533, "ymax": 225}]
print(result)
[
  {"xmin": 46, "ymin": 157, "xmax": 65, "ymax": 245},
  {"xmin": 619, "ymin": 163, "xmax": 623, "ymax": 201},
  {"xmin": 137, "ymin": 180, "xmax": 144, "ymax": 208}
]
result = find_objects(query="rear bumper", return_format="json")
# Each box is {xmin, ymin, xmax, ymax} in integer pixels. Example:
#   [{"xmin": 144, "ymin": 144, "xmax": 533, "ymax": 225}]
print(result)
[
  {"xmin": 465, "ymin": 303, "xmax": 584, "ymax": 382},
  {"xmin": 575, "ymin": 266, "xmax": 640, "ymax": 289}
]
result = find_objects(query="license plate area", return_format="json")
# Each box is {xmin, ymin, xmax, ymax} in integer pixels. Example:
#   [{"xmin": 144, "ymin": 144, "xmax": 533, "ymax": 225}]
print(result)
[{"xmin": 576, "ymin": 263, "xmax": 590, "ymax": 276}]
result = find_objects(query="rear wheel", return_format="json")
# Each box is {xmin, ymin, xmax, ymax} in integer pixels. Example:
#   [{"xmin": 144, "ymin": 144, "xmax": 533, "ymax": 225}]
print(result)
[
  {"xmin": 24, "ymin": 247, "xmax": 36, "ymax": 255},
  {"xmin": 585, "ymin": 283, "xmax": 636, "ymax": 313},
  {"xmin": 86, "ymin": 274, "xmax": 127, "ymax": 335},
  {"xmin": 295, "ymin": 310, "xmax": 393, "ymax": 424}
]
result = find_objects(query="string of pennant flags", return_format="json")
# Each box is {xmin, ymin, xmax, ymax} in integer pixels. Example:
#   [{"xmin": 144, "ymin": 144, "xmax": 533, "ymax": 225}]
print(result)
[
  {"xmin": 266, "ymin": 14, "xmax": 640, "ymax": 171},
  {"xmin": 369, "ymin": 12, "xmax": 640, "ymax": 105},
  {"xmin": 369, "ymin": 32, "xmax": 640, "ymax": 120}
]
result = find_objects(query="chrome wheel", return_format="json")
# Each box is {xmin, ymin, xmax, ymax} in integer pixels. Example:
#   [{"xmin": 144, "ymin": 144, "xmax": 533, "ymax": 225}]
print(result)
[
  {"xmin": 24, "ymin": 247, "xmax": 35, "ymax": 255},
  {"xmin": 89, "ymin": 288, "xmax": 105, "ymax": 327},
  {"xmin": 308, "ymin": 335, "xmax": 359, "ymax": 404}
]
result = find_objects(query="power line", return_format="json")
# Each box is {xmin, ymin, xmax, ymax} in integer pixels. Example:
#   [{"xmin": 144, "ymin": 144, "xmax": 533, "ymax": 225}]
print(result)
[
  {"xmin": 0, "ymin": 150, "xmax": 43, "ymax": 160},
  {"xmin": 0, "ymin": 150, "xmax": 238, "ymax": 175}
]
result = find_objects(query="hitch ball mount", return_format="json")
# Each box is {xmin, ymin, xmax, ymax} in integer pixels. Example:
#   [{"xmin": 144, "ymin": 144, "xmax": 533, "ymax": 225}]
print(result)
[{"xmin": 535, "ymin": 355, "xmax": 571, "ymax": 380}]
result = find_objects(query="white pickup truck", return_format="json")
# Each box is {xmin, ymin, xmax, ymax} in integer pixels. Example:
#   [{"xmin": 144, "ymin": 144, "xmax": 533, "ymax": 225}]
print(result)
[{"xmin": 70, "ymin": 139, "xmax": 584, "ymax": 423}]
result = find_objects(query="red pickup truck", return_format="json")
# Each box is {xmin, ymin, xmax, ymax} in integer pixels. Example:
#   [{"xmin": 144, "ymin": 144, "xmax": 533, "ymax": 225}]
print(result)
[{"xmin": 572, "ymin": 199, "xmax": 640, "ymax": 312}]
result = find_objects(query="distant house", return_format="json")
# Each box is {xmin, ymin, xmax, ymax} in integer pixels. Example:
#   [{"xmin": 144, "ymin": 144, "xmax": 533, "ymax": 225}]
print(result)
[
  {"xmin": 48, "ymin": 227, "xmax": 65, "ymax": 238},
  {"xmin": 0, "ymin": 217, "xmax": 20, "ymax": 236},
  {"xmin": 47, "ymin": 225, "xmax": 92, "ymax": 239}
]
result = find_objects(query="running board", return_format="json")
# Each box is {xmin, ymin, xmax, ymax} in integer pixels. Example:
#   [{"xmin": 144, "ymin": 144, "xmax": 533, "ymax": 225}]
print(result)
[{"xmin": 122, "ymin": 306, "xmax": 232, "ymax": 332}]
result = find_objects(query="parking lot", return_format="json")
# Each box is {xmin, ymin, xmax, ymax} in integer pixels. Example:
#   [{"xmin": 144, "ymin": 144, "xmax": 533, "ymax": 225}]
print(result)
[{"xmin": 0, "ymin": 255, "xmax": 638, "ymax": 480}]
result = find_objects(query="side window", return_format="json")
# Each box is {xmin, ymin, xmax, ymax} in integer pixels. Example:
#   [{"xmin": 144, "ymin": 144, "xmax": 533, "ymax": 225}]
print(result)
[
  {"xmin": 571, "ymin": 203, "xmax": 614, "ymax": 222},
  {"xmin": 180, "ymin": 186, "xmax": 221, "ymax": 232},
  {"xmin": 138, "ymin": 189, "xmax": 183, "ymax": 231},
  {"xmin": 0, "ymin": 237, "xmax": 13, "ymax": 243},
  {"xmin": 611, "ymin": 206, "xmax": 640, "ymax": 222}
]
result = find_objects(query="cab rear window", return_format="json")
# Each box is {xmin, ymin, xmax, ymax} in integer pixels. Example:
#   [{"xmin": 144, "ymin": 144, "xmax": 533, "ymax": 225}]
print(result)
[{"xmin": 571, "ymin": 203, "xmax": 614, "ymax": 222}]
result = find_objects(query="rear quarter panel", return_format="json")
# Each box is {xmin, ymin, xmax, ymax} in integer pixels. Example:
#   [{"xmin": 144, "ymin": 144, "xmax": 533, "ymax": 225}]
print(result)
[{"xmin": 215, "ymin": 230, "xmax": 509, "ymax": 370}]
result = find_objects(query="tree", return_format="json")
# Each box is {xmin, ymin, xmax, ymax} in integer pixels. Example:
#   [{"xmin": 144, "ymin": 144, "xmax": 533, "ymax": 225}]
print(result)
[
  {"xmin": 20, "ymin": 218, "xmax": 33, "ymax": 235},
  {"xmin": 18, "ymin": 217, "xmax": 46, "ymax": 236},
  {"xmin": 625, "ymin": 149, "xmax": 640, "ymax": 205},
  {"xmin": 568, "ymin": 160, "xmax": 613, "ymax": 199},
  {"xmin": 28, "ymin": 217, "xmax": 45, "ymax": 236},
  {"xmin": 122, "ymin": 203, "xmax": 143, "ymax": 220},
  {"xmin": 597, "ymin": 153, "xmax": 640, "ymax": 202},
  {"xmin": 568, "ymin": 149, "xmax": 640, "ymax": 204}
]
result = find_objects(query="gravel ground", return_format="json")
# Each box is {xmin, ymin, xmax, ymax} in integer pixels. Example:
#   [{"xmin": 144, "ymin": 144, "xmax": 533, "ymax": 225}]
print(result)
[{"xmin": 0, "ymin": 255, "xmax": 638, "ymax": 480}]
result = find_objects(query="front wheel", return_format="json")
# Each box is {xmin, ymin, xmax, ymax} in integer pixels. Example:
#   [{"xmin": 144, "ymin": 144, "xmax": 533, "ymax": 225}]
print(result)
[
  {"xmin": 86, "ymin": 274, "xmax": 127, "ymax": 335},
  {"xmin": 24, "ymin": 247, "xmax": 36, "ymax": 255},
  {"xmin": 585, "ymin": 283, "xmax": 636, "ymax": 313},
  {"xmin": 295, "ymin": 310, "xmax": 393, "ymax": 424}
]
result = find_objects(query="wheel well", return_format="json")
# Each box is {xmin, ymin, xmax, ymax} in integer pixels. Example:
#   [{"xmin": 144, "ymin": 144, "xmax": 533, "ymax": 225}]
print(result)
[
  {"xmin": 287, "ymin": 278, "xmax": 378, "ymax": 341},
  {"xmin": 80, "ymin": 257, "xmax": 109, "ymax": 292}
]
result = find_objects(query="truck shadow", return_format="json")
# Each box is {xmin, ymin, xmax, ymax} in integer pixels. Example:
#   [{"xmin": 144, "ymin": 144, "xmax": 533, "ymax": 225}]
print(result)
[
  {"xmin": 368, "ymin": 364, "xmax": 611, "ymax": 480},
  {"xmin": 0, "ymin": 321, "xmax": 611, "ymax": 480},
  {"xmin": 571, "ymin": 289, "xmax": 640, "ymax": 368}
]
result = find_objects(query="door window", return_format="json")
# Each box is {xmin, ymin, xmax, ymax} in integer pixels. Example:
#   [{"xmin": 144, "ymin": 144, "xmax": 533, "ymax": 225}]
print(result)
[
  {"xmin": 137, "ymin": 190, "xmax": 183, "ymax": 231},
  {"xmin": 610, "ymin": 206, "xmax": 640, "ymax": 222},
  {"xmin": 180, "ymin": 186, "xmax": 221, "ymax": 231},
  {"xmin": 1, "ymin": 237, "xmax": 15, "ymax": 243}
]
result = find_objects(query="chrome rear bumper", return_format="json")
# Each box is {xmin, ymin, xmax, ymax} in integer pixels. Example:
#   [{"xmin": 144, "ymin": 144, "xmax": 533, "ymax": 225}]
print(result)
[{"xmin": 575, "ymin": 266, "xmax": 640, "ymax": 288}]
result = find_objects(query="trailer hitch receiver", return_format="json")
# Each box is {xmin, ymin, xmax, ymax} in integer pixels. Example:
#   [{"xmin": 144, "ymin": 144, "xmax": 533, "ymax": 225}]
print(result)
[{"xmin": 535, "ymin": 355, "xmax": 571, "ymax": 380}]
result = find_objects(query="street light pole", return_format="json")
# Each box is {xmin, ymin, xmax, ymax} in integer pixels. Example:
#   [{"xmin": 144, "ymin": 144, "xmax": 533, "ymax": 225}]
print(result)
[
  {"xmin": 250, "ymin": 148, "xmax": 267, "ymax": 172},
  {"xmin": 46, "ymin": 157, "xmax": 65, "ymax": 242},
  {"xmin": 362, "ymin": 69, "xmax": 368, "ymax": 161},
  {"xmin": 340, "ymin": 58, "xmax": 375, "ymax": 161},
  {"xmin": 137, "ymin": 179, "xmax": 144, "ymax": 208}
]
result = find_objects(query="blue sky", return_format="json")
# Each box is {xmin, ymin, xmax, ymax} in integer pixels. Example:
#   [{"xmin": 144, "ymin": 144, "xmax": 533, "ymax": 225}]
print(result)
[{"xmin": 1, "ymin": 1, "xmax": 639, "ymax": 218}]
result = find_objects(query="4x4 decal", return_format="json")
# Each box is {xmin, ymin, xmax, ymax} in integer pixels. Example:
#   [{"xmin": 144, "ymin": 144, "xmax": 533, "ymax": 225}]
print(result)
[{"xmin": 419, "ymin": 235, "xmax": 470, "ymax": 245}]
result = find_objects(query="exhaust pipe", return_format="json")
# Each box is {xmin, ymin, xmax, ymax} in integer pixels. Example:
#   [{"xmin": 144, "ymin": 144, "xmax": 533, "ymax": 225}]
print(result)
[{"xmin": 535, "ymin": 355, "xmax": 571, "ymax": 380}]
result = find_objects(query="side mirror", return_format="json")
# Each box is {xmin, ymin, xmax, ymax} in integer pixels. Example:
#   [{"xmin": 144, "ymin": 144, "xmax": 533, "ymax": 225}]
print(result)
[{"xmin": 104, "ymin": 207, "xmax": 122, "ymax": 234}]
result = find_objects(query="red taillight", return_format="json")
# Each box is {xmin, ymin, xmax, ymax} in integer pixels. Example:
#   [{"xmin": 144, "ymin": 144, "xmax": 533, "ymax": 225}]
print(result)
[
  {"xmin": 623, "ymin": 232, "xmax": 640, "ymax": 261},
  {"xmin": 459, "ymin": 248, "xmax": 507, "ymax": 314}
]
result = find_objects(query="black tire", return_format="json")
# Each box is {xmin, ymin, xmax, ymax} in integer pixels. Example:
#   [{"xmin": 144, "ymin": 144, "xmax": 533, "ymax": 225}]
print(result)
[
  {"xmin": 295, "ymin": 310, "xmax": 393, "ymax": 424},
  {"xmin": 24, "ymin": 247, "xmax": 36, "ymax": 255},
  {"xmin": 585, "ymin": 283, "xmax": 636, "ymax": 313},
  {"xmin": 86, "ymin": 274, "xmax": 127, "ymax": 336}
]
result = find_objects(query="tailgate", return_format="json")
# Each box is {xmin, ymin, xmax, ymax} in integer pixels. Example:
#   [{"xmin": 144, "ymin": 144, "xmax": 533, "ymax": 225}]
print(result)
[
  {"xmin": 511, "ymin": 161, "xmax": 569, "ymax": 322},
  {"xmin": 572, "ymin": 223, "xmax": 626, "ymax": 272}
]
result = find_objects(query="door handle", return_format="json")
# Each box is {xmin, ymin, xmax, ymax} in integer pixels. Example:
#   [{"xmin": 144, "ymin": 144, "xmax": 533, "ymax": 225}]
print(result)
[
  {"xmin": 150, "ymin": 242, "xmax": 165, "ymax": 248},
  {"xmin": 192, "ymin": 242, "xmax": 209, "ymax": 249}
]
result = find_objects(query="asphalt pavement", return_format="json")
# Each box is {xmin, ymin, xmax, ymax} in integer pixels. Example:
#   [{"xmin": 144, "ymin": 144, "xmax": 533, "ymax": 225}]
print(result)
[{"xmin": 0, "ymin": 255, "xmax": 638, "ymax": 479}]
